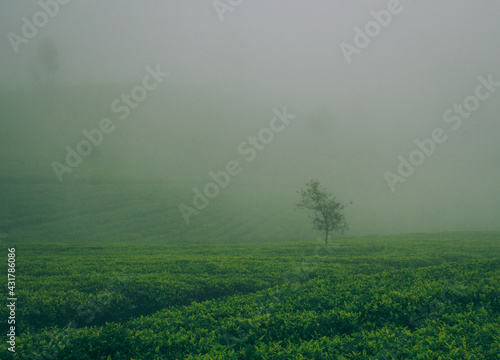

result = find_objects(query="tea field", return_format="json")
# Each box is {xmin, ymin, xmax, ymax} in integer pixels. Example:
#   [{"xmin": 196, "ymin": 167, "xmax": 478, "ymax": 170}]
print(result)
[{"xmin": 1, "ymin": 232, "xmax": 499, "ymax": 359}]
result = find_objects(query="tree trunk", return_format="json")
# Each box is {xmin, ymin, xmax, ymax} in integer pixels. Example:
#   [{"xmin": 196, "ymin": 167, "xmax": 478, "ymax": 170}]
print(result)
[{"xmin": 323, "ymin": 214, "xmax": 329, "ymax": 250}]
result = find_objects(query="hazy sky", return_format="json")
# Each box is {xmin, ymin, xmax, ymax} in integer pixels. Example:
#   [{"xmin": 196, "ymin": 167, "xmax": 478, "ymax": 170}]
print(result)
[{"xmin": 1, "ymin": 0, "xmax": 499, "ymax": 236}]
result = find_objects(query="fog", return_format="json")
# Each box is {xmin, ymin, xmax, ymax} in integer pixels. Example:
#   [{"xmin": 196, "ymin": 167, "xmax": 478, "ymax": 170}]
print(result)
[{"xmin": 1, "ymin": 0, "xmax": 499, "ymax": 241}]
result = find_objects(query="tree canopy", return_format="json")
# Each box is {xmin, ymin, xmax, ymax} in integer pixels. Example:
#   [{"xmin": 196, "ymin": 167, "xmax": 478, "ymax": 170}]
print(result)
[{"xmin": 296, "ymin": 179, "xmax": 350, "ymax": 246}]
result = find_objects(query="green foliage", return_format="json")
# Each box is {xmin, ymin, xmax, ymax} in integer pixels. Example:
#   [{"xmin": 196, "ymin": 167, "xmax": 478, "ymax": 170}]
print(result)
[
  {"xmin": 1, "ymin": 233, "xmax": 500, "ymax": 359},
  {"xmin": 296, "ymin": 179, "xmax": 350, "ymax": 243}
]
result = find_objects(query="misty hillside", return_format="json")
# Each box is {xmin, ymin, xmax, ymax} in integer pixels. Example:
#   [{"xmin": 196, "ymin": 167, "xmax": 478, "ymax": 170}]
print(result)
[
  {"xmin": 0, "ymin": 83, "xmax": 317, "ymax": 243},
  {"xmin": 1, "ymin": 1, "xmax": 500, "ymax": 239},
  {"xmin": 1, "ymin": 72, "xmax": 499, "ymax": 244}
]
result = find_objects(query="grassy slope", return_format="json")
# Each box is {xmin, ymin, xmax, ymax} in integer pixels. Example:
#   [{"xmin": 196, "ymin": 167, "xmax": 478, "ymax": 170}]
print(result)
[
  {"xmin": 0, "ymin": 85, "xmax": 312, "ymax": 244},
  {"xmin": 1, "ymin": 232, "xmax": 499, "ymax": 359}
]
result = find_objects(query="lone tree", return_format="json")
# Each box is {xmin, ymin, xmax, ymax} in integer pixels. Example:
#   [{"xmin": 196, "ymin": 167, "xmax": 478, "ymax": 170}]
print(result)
[{"xmin": 296, "ymin": 180, "xmax": 351, "ymax": 247}]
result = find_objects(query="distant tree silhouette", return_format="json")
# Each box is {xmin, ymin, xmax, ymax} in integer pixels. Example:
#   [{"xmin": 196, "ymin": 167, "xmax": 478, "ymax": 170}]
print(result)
[{"xmin": 34, "ymin": 38, "xmax": 59, "ymax": 87}]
